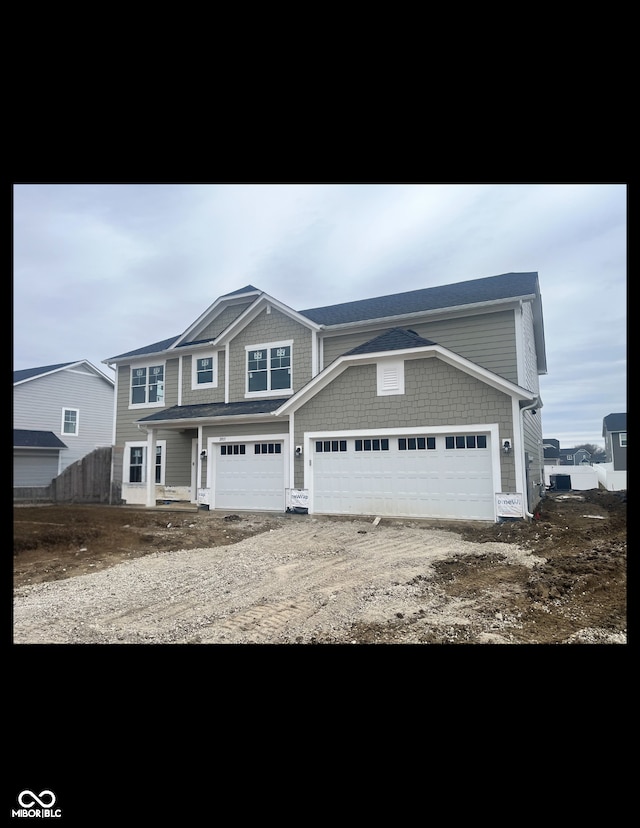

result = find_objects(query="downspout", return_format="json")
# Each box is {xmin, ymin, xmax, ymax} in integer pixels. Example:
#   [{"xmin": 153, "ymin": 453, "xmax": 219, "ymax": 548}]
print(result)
[{"xmin": 520, "ymin": 396, "xmax": 541, "ymax": 520}]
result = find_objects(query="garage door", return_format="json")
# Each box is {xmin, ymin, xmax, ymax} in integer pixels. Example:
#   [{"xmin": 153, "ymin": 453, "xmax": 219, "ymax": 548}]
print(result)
[
  {"xmin": 214, "ymin": 441, "xmax": 285, "ymax": 511},
  {"xmin": 311, "ymin": 433, "xmax": 494, "ymax": 520}
]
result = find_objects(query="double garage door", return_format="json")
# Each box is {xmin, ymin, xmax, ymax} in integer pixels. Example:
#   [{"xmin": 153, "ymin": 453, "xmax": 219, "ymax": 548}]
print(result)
[
  {"xmin": 212, "ymin": 432, "xmax": 495, "ymax": 520},
  {"xmin": 214, "ymin": 440, "xmax": 285, "ymax": 511},
  {"xmin": 312, "ymin": 433, "xmax": 495, "ymax": 521}
]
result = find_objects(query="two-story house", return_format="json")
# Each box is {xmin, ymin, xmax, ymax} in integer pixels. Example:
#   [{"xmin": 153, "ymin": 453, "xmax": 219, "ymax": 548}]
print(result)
[
  {"xmin": 14, "ymin": 361, "xmax": 115, "ymax": 487},
  {"xmin": 104, "ymin": 272, "xmax": 547, "ymax": 522}
]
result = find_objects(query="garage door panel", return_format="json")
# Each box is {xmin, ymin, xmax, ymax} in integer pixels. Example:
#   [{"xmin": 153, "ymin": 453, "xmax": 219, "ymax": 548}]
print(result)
[
  {"xmin": 313, "ymin": 434, "xmax": 494, "ymax": 521},
  {"xmin": 215, "ymin": 442, "xmax": 284, "ymax": 511}
]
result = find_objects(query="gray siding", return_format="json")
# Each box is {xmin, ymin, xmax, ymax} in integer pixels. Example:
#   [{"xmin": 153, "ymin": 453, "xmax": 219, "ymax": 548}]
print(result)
[
  {"xmin": 114, "ymin": 358, "xmax": 179, "ymax": 445},
  {"xmin": 321, "ymin": 309, "xmax": 519, "ymax": 384},
  {"xmin": 14, "ymin": 366, "xmax": 114, "ymax": 475},
  {"xmin": 293, "ymin": 358, "xmax": 516, "ymax": 491},
  {"xmin": 164, "ymin": 431, "xmax": 196, "ymax": 486},
  {"xmin": 520, "ymin": 301, "xmax": 540, "ymax": 393},
  {"xmin": 202, "ymin": 418, "xmax": 288, "ymax": 441},
  {"xmin": 198, "ymin": 301, "xmax": 253, "ymax": 340},
  {"xmin": 227, "ymin": 307, "xmax": 313, "ymax": 401},
  {"xmin": 608, "ymin": 432, "xmax": 627, "ymax": 470},
  {"xmin": 180, "ymin": 351, "xmax": 226, "ymax": 405}
]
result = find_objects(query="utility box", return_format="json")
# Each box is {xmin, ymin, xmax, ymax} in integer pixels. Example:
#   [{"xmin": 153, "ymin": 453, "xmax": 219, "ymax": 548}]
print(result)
[{"xmin": 551, "ymin": 474, "xmax": 571, "ymax": 491}]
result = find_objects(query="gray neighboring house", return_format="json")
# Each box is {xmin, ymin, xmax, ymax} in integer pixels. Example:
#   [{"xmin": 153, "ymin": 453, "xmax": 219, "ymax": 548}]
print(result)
[
  {"xmin": 13, "ymin": 361, "xmax": 115, "ymax": 487},
  {"xmin": 602, "ymin": 412, "xmax": 627, "ymax": 471},
  {"xmin": 105, "ymin": 271, "xmax": 548, "ymax": 522}
]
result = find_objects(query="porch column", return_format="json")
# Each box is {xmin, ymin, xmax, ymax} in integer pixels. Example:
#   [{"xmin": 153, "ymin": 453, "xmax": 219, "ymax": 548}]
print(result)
[{"xmin": 146, "ymin": 428, "xmax": 157, "ymax": 507}]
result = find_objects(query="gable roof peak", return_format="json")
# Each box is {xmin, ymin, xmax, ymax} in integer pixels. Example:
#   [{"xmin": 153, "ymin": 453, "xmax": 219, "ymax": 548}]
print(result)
[{"xmin": 220, "ymin": 284, "xmax": 262, "ymax": 297}]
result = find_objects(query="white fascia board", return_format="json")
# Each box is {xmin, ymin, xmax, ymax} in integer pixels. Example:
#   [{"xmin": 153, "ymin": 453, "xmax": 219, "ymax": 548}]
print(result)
[
  {"xmin": 172, "ymin": 290, "xmax": 263, "ymax": 348},
  {"xmin": 273, "ymin": 343, "xmax": 535, "ymax": 417},
  {"xmin": 105, "ymin": 346, "xmax": 176, "ymax": 368},
  {"xmin": 214, "ymin": 294, "xmax": 322, "ymax": 347},
  {"xmin": 14, "ymin": 362, "xmax": 79, "ymax": 386},
  {"xmin": 318, "ymin": 296, "xmax": 535, "ymax": 332},
  {"xmin": 15, "ymin": 360, "xmax": 114, "ymax": 387}
]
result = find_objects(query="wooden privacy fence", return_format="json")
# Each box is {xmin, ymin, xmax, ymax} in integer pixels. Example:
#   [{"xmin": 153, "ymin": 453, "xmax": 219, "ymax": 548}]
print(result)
[{"xmin": 14, "ymin": 446, "xmax": 115, "ymax": 504}]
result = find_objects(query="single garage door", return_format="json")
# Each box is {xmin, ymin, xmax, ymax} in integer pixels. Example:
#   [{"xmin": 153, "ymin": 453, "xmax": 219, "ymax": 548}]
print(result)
[
  {"xmin": 214, "ymin": 440, "xmax": 285, "ymax": 511},
  {"xmin": 312, "ymin": 433, "xmax": 494, "ymax": 520}
]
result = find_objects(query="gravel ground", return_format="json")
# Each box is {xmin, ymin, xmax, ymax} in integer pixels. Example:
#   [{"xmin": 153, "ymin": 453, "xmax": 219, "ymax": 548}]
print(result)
[{"xmin": 13, "ymin": 518, "xmax": 548, "ymax": 645}]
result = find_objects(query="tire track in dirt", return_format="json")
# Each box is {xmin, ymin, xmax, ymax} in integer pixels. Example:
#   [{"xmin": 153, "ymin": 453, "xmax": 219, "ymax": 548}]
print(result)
[{"xmin": 13, "ymin": 520, "xmax": 545, "ymax": 644}]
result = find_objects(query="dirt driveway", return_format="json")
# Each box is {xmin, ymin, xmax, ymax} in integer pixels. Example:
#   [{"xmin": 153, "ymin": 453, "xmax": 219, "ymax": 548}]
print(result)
[{"xmin": 13, "ymin": 490, "xmax": 627, "ymax": 644}]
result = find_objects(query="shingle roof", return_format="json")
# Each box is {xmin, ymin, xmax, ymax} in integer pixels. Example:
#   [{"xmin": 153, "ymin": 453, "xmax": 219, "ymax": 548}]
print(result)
[
  {"xmin": 13, "ymin": 362, "xmax": 75, "ymax": 384},
  {"xmin": 106, "ymin": 272, "xmax": 541, "ymax": 363},
  {"xmin": 14, "ymin": 429, "xmax": 68, "ymax": 449},
  {"xmin": 220, "ymin": 284, "xmax": 261, "ymax": 297},
  {"xmin": 136, "ymin": 398, "xmax": 289, "ymax": 423},
  {"xmin": 603, "ymin": 413, "xmax": 626, "ymax": 434},
  {"xmin": 108, "ymin": 336, "xmax": 181, "ymax": 361},
  {"xmin": 344, "ymin": 328, "xmax": 437, "ymax": 356},
  {"xmin": 299, "ymin": 272, "xmax": 539, "ymax": 325}
]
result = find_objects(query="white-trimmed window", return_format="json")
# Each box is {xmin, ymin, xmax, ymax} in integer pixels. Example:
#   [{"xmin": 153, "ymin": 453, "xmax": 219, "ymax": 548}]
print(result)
[
  {"xmin": 377, "ymin": 360, "xmax": 405, "ymax": 396},
  {"xmin": 130, "ymin": 363, "xmax": 165, "ymax": 407},
  {"xmin": 619, "ymin": 432, "xmax": 627, "ymax": 447},
  {"xmin": 191, "ymin": 353, "xmax": 217, "ymax": 389},
  {"xmin": 246, "ymin": 341, "xmax": 293, "ymax": 396},
  {"xmin": 62, "ymin": 407, "xmax": 79, "ymax": 436},
  {"xmin": 124, "ymin": 441, "xmax": 166, "ymax": 484}
]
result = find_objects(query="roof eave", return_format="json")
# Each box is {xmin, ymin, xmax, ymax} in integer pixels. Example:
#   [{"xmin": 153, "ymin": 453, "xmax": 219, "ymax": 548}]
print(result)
[
  {"xmin": 316, "ymin": 295, "xmax": 536, "ymax": 331},
  {"xmin": 136, "ymin": 412, "xmax": 287, "ymax": 428}
]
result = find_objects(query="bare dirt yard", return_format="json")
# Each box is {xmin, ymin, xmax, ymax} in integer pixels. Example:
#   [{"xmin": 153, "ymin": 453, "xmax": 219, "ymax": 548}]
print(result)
[{"xmin": 13, "ymin": 489, "xmax": 626, "ymax": 644}]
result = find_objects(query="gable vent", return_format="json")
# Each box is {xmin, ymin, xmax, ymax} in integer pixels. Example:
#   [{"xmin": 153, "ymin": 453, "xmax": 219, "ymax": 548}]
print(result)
[
  {"xmin": 377, "ymin": 360, "xmax": 405, "ymax": 396},
  {"xmin": 382, "ymin": 367, "xmax": 400, "ymax": 390}
]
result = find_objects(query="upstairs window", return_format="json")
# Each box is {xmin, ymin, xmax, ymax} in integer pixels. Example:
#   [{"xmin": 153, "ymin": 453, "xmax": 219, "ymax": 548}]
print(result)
[
  {"xmin": 246, "ymin": 342, "xmax": 292, "ymax": 395},
  {"xmin": 192, "ymin": 354, "xmax": 217, "ymax": 389},
  {"xmin": 619, "ymin": 432, "xmax": 627, "ymax": 447},
  {"xmin": 62, "ymin": 408, "xmax": 79, "ymax": 436},
  {"xmin": 131, "ymin": 364, "xmax": 165, "ymax": 406}
]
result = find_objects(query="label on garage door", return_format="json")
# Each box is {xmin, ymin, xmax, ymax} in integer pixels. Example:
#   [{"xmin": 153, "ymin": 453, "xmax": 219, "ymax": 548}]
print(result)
[{"xmin": 496, "ymin": 492, "xmax": 523, "ymax": 517}]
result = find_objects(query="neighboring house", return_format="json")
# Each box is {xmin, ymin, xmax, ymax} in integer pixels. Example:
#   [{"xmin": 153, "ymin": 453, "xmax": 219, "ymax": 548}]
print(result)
[
  {"xmin": 602, "ymin": 413, "xmax": 626, "ymax": 471},
  {"xmin": 543, "ymin": 439, "xmax": 597, "ymax": 490},
  {"xmin": 544, "ymin": 440, "xmax": 592, "ymax": 466},
  {"xmin": 105, "ymin": 272, "xmax": 548, "ymax": 522},
  {"xmin": 543, "ymin": 439, "xmax": 560, "ymax": 466},
  {"xmin": 13, "ymin": 361, "xmax": 115, "ymax": 487},
  {"xmin": 558, "ymin": 447, "xmax": 592, "ymax": 465}
]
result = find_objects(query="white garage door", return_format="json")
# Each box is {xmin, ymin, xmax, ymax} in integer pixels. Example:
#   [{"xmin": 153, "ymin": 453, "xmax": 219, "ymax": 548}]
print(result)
[
  {"xmin": 312, "ymin": 434, "xmax": 494, "ymax": 520},
  {"xmin": 214, "ymin": 441, "xmax": 285, "ymax": 511}
]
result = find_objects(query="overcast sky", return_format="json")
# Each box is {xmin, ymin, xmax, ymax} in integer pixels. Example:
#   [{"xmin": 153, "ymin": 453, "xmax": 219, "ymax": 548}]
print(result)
[{"xmin": 13, "ymin": 183, "xmax": 627, "ymax": 449}]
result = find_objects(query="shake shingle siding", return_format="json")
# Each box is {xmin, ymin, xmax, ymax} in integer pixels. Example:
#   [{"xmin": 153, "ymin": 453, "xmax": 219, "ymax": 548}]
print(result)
[
  {"xmin": 180, "ymin": 352, "xmax": 226, "ymax": 406},
  {"xmin": 227, "ymin": 307, "xmax": 313, "ymax": 401},
  {"xmin": 197, "ymin": 301, "xmax": 253, "ymax": 341}
]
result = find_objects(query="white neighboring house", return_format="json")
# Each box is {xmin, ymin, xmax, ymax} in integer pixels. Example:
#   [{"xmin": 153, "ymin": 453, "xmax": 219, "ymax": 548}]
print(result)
[{"xmin": 13, "ymin": 361, "xmax": 115, "ymax": 487}]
